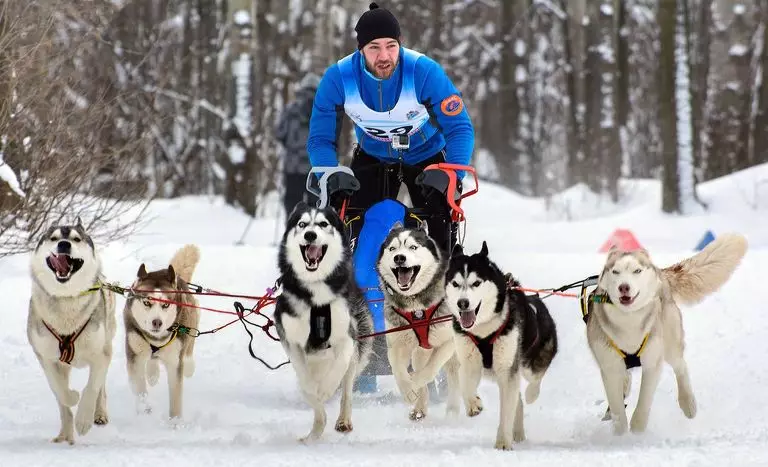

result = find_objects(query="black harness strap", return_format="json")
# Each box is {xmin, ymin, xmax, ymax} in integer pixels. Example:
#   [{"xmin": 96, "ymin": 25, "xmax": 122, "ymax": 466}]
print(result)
[
  {"xmin": 307, "ymin": 304, "xmax": 332, "ymax": 351},
  {"xmin": 463, "ymin": 310, "xmax": 513, "ymax": 369}
]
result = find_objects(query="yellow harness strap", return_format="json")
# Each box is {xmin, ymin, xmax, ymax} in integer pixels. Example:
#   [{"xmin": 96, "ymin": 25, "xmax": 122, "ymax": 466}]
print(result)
[{"xmin": 608, "ymin": 333, "xmax": 650, "ymax": 360}]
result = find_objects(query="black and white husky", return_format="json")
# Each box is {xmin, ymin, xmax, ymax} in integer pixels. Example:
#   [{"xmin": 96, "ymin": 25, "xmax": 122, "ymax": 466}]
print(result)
[
  {"xmin": 376, "ymin": 223, "xmax": 461, "ymax": 421},
  {"xmin": 273, "ymin": 202, "xmax": 373, "ymax": 443},
  {"xmin": 445, "ymin": 241, "xmax": 558, "ymax": 450}
]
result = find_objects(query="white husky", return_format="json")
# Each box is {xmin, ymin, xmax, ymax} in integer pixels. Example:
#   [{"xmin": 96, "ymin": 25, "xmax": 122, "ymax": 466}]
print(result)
[
  {"xmin": 27, "ymin": 221, "xmax": 116, "ymax": 444},
  {"xmin": 586, "ymin": 233, "xmax": 747, "ymax": 435}
]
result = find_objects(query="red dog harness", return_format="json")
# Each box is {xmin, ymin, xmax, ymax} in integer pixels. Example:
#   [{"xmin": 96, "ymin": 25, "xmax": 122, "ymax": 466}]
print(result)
[{"xmin": 392, "ymin": 300, "xmax": 444, "ymax": 349}]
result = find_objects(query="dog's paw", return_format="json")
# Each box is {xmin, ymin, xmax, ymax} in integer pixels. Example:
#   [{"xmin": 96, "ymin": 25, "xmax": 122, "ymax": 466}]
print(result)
[
  {"xmin": 612, "ymin": 418, "xmax": 629, "ymax": 436},
  {"xmin": 334, "ymin": 419, "xmax": 353, "ymax": 433},
  {"xmin": 679, "ymin": 393, "xmax": 697, "ymax": 419},
  {"xmin": 494, "ymin": 438, "xmax": 514, "ymax": 451},
  {"xmin": 94, "ymin": 409, "xmax": 109, "ymax": 425},
  {"xmin": 52, "ymin": 432, "xmax": 75, "ymax": 445},
  {"xmin": 183, "ymin": 357, "xmax": 195, "ymax": 378},
  {"xmin": 62, "ymin": 389, "xmax": 80, "ymax": 407},
  {"xmin": 466, "ymin": 395, "xmax": 483, "ymax": 417},
  {"xmin": 409, "ymin": 409, "xmax": 426, "ymax": 421},
  {"xmin": 74, "ymin": 409, "xmax": 94, "ymax": 436},
  {"xmin": 146, "ymin": 360, "xmax": 160, "ymax": 386},
  {"xmin": 513, "ymin": 429, "xmax": 526, "ymax": 443}
]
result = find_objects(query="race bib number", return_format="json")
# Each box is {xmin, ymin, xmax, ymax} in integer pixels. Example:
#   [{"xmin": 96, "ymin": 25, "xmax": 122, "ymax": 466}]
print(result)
[{"xmin": 363, "ymin": 125, "xmax": 413, "ymax": 140}]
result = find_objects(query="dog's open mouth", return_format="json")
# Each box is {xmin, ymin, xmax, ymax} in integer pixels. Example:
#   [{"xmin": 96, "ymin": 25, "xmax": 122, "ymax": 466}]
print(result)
[
  {"xmin": 46, "ymin": 253, "xmax": 84, "ymax": 282},
  {"xmin": 459, "ymin": 302, "xmax": 481, "ymax": 329},
  {"xmin": 619, "ymin": 293, "xmax": 639, "ymax": 306},
  {"xmin": 300, "ymin": 244, "xmax": 327, "ymax": 271},
  {"xmin": 392, "ymin": 266, "xmax": 420, "ymax": 291}
]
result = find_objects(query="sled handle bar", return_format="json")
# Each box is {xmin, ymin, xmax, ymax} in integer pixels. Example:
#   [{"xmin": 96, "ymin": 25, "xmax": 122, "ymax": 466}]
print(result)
[
  {"xmin": 305, "ymin": 166, "xmax": 357, "ymax": 209},
  {"xmin": 422, "ymin": 163, "xmax": 479, "ymax": 222}
]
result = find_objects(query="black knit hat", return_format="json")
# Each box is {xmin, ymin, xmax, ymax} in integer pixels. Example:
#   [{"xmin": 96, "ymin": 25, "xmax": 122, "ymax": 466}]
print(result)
[{"xmin": 354, "ymin": 3, "xmax": 401, "ymax": 50}]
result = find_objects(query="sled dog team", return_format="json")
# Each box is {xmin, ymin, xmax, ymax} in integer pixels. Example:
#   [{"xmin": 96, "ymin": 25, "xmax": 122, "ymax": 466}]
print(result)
[{"xmin": 27, "ymin": 206, "xmax": 748, "ymax": 449}]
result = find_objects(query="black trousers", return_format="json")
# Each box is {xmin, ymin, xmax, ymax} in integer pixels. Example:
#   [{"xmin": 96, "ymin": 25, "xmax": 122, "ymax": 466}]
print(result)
[
  {"xmin": 339, "ymin": 147, "xmax": 457, "ymax": 255},
  {"xmin": 283, "ymin": 172, "xmax": 311, "ymax": 217}
]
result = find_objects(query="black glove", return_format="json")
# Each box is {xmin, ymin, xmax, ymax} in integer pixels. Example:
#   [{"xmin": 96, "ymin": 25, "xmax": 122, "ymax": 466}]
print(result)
[
  {"xmin": 326, "ymin": 170, "xmax": 360, "ymax": 199},
  {"xmin": 416, "ymin": 168, "xmax": 462, "ymax": 200}
]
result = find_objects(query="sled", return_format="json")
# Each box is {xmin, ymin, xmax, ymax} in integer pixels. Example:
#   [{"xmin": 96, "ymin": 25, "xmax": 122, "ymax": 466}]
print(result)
[{"xmin": 306, "ymin": 161, "xmax": 479, "ymax": 395}]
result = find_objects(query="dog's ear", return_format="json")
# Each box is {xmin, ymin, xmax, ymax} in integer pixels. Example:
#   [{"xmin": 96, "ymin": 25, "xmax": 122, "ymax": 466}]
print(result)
[
  {"xmin": 390, "ymin": 220, "xmax": 404, "ymax": 231},
  {"xmin": 137, "ymin": 263, "xmax": 148, "ymax": 279},
  {"xmin": 480, "ymin": 241, "xmax": 489, "ymax": 258},
  {"xmin": 167, "ymin": 265, "xmax": 176, "ymax": 284},
  {"xmin": 75, "ymin": 216, "xmax": 83, "ymax": 229}
]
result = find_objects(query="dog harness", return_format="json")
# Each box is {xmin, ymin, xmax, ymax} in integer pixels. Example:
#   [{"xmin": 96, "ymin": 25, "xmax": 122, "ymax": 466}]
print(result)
[
  {"xmin": 42, "ymin": 317, "xmax": 91, "ymax": 365},
  {"xmin": 392, "ymin": 300, "xmax": 444, "ymax": 349},
  {"xmin": 148, "ymin": 327, "xmax": 180, "ymax": 355},
  {"xmin": 461, "ymin": 309, "xmax": 513, "ymax": 369},
  {"xmin": 307, "ymin": 304, "xmax": 332, "ymax": 352},
  {"xmin": 581, "ymin": 290, "xmax": 650, "ymax": 369}
]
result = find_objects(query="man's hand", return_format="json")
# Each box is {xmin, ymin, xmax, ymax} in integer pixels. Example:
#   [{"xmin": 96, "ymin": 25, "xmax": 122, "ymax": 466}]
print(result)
[
  {"xmin": 416, "ymin": 168, "xmax": 462, "ymax": 201},
  {"xmin": 326, "ymin": 170, "xmax": 361, "ymax": 199}
]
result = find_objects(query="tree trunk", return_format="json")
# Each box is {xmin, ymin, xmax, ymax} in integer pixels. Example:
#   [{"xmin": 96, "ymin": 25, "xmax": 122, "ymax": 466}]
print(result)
[
  {"xmin": 494, "ymin": 0, "xmax": 523, "ymax": 189},
  {"xmin": 562, "ymin": 0, "xmax": 586, "ymax": 188},
  {"xmin": 676, "ymin": 0, "xmax": 697, "ymax": 212},
  {"xmin": 616, "ymin": 0, "xmax": 630, "ymax": 182},
  {"xmin": 660, "ymin": 0, "xmax": 680, "ymax": 213},
  {"xmin": 754, "ymin": 12, "xmax": 768, "ymax": 164},
  {"xmin": 689, "ymin": 0, "xmax": 710, "ymax": 183}
]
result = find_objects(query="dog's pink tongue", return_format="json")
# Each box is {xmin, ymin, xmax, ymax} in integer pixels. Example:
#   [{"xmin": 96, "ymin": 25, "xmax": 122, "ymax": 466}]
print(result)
[
  {"xmin": 397, "ymin": 268, "xmax": 413, "ymax": 287},
  {"xmin": 49, "ymin": 254, "xmax": 70, "ymax": 275},
  {"xmin": 459, "ymin": 310, "xmax": 475, "ymax": 329},
  {"xmin": 306, "ymin": 245, "xmax": 322, "ymax": 261}
]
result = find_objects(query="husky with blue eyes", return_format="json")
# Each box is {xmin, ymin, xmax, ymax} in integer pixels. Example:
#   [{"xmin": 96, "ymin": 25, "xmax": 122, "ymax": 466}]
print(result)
[{"xmin": 587, "ymin": 234, "xmax": 747, "ymax": 435}]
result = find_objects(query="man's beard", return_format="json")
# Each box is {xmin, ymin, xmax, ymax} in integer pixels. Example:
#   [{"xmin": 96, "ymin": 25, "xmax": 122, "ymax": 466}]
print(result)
[{"xmin": 369, "ymin": 59, "xmax": 397, "ymax": 79}]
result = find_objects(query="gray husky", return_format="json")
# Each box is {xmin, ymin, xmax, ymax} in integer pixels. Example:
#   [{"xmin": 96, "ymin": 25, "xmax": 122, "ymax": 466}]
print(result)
[
  {"xmin": 274, "ymin": 202, "xmax": 373, "ymax": 443},
  {"xmin": 376, "ymin": 223, "xmax": 461, "ymax": 421},
  {"xmin": 445, "ymin": 241, "xmax": 558, "ymax": 450},
  {"xmin": 27, "ymin": 220, "xmax": 116, "ymax": 444}
]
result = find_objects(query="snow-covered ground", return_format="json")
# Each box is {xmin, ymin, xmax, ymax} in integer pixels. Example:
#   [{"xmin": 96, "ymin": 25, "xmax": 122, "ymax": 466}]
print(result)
[{"xmin": 2, "ymin": 165, "xmax": 767, "ymax": 465}]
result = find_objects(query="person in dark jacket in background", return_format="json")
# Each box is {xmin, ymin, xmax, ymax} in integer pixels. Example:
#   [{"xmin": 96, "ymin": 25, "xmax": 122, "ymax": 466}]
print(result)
[{"xmin": 275, "ymin": 72, "xmax": 321, "ymax": 217}]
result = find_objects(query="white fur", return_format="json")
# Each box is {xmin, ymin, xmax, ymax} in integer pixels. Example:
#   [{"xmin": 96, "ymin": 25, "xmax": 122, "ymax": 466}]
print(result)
[
  {"xmin": 277, "ymin": 209, "xmax": 369, "ymax": 442},
  {"xmin": 588, "ymin": 234, "xmax": 747, "ymax": 435},
  {"xmin": 27, "ymin": 227, "xmax": 116, "ymax": 445},
  {"xmin": 377, "ymin": 230, "xmax": 461, "ymax": 421},
  {"xmin": 279, "ymin": 288, "xmax": 359, "ymax": 443},
  {"xmin": 378, "ymin": 230, "xmax": 443, "ymax": 295},
  {"xmin": 283, "ymin": 210, "xmax": 345, "ymax": 284}
]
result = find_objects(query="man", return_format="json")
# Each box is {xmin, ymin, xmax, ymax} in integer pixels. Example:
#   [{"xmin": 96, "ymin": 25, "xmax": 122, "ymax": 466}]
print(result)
[
  {"xmin": 306, "ymin": 2, "xmax": 474, "ymax": 254},
  {"xmin": 306, "ymin": 2, "xmax": 474, "ymax": 394},
  {"xmin": 275, "ymin": 72, "xmax": 321, "ymax": 217}
]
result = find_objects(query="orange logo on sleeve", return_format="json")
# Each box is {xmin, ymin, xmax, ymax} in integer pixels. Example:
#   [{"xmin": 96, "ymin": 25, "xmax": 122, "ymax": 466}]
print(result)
[{"xmin": 440, "ymin": 95, "xmax": 464, "ymax": 116}]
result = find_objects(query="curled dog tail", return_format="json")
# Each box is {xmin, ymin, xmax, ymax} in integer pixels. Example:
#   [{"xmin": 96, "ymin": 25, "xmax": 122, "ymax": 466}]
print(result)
[
  {"xmin": 170, "ymin": 244, "xmax": 201, "ymax": 283},
  {"xmin": 662, "ymin": 233, "xmax": 747, "ymax": 306}
]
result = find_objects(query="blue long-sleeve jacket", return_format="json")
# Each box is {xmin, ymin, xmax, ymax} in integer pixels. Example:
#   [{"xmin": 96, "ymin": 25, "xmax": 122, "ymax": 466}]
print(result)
[{"xmin": 306, "ymin": 47, "xmax": 474, "ymax": 174}]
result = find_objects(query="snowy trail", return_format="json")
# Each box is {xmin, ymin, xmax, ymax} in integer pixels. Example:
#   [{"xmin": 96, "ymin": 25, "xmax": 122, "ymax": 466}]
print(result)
[{"xmin": 2, "ymin": 169, "xmax": 768, "ymax": 465}]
